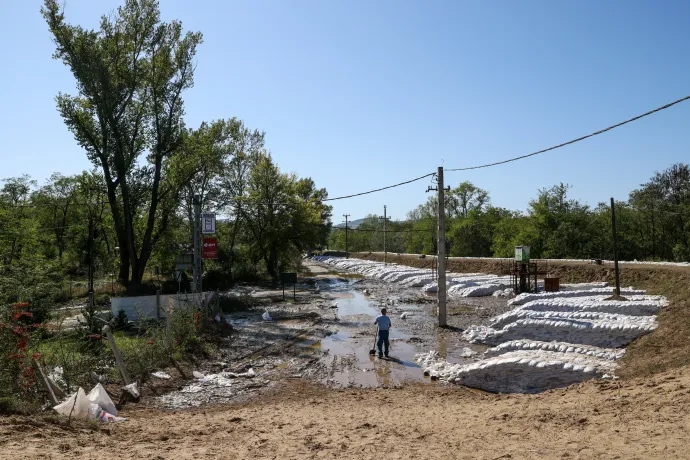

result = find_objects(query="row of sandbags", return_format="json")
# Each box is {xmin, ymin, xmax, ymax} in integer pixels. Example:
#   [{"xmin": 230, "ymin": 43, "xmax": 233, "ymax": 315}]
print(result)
[
  {"xmin": 313, "ymin": 256, "xmax": 513, "ymax": 298},
  {"xmin": 415, "ymin": 348, "xmax": 618, "ymax": 394}
]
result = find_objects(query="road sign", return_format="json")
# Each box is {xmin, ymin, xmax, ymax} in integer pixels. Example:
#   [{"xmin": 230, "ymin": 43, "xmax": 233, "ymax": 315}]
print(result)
[
  {"xmin": 280, "ymin": 272, "xmax": 297, "ymax": 284},
  {"xmin": 280, "ymin": 272, "xmax": 297, "ymax": 300},
  {"xmin": 202, "ymin": 212, "xmax": 216, "ymax": 234},
  {"xmin": 175, "ymin": 254, "xmax": 193, "ymax": 270},
  {"xmin": 202, "ymin": 238, "xmax": 218, "ymax": 259}
]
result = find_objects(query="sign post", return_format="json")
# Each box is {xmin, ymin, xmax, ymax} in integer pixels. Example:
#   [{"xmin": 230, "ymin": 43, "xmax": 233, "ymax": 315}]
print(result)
[
  {"xmin": 280, "ymin": 272, "xmax": 297, "ymax": 300},
  {"xmin": 201, "ymin": 212, "xmax": 216, "ymax": 234},
  {"xmin": 202, "ymin": 238, "xmax": 218, "ymax": 259}
]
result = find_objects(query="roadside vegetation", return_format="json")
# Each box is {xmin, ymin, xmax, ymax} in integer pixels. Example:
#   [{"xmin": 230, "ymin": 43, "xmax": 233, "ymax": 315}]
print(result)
[{"xmin": 0, "ymin": 0, "xmax": 331, "ymax": 414}]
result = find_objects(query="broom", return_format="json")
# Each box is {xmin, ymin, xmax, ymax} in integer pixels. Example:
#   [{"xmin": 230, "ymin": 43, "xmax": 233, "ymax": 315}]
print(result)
[{"xmin": 369, "ymin": 326, "xmax": 378, "ymax": 356}]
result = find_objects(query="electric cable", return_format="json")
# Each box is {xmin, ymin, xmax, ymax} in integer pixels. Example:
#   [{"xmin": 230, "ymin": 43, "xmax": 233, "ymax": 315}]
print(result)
[{"xmin": 446, "ymin": 95, "xmax": 690, "ymax": 172}]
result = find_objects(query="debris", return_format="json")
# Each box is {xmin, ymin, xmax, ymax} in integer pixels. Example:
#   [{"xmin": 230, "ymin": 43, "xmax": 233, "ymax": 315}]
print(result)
[
  {"xmin": 90, "ymin": 371, "xmax": 107, "ymax": 384},
  {"xmin": 152, "ymin": 371, "xmax": 172, "ymax": 380},
  {"xmin": 459, "ymin": 347, "xmax": 477, "ymax": 358},
  {"xmin": 262, "ymin": 310, "xmax": 272, "ymax": 321},
  {"xmin": 54, "ymin": 384, "xmax": 128, "ymax": 423},
  {"xmin": 193, "ymin": 371, "xmax": 205, "ymax": 379},
  {"xmin": 122, "ymin": 382, "xmax": 140, "ymax": 399},
  {"xmin": 400, "ymin": 312, "xmax": 409, "ymax": 319}
]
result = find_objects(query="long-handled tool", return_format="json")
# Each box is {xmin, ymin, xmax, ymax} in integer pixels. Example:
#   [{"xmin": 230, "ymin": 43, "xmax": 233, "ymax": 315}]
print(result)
[{"xmin": 369, "ymin": 326, "xmax": 378, "ymax": 356}]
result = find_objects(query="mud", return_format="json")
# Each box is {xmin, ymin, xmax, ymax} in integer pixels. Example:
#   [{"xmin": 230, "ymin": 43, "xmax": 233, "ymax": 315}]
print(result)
[{"xmin": 153, "ymin": 259, "xmax": 517, "ymax": 409}]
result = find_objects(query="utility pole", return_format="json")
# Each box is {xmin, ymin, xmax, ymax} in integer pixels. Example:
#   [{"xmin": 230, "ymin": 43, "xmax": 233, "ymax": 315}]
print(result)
[
  {"xmin": 378, "ymin": 206, "xmax": 391, "ymax": 264},
  {"xmin": 427, "ymin": 167, "xmax": 450, "ymax": 327},
  {"xmin": 343, "ymin": 214, "xmax": 350, "ymax": 258},
  {"xmin": 193, "ymin": 195, "xmax": 201, "ymax": 293},
  {"xmin": 609, "ymin": 197, "xmax": 624, "ymax": 300}
]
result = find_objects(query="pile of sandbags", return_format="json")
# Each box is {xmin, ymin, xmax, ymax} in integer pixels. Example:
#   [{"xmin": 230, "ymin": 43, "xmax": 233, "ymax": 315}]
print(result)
[
  {"xmin": 483, "ymin": 339, "xmax": 625, "ymax": 361},
  {"xmin": 415, "ymin": 349, "xmax": 618, "ymax": 394},
  {"xmin": 462, "ymin": 317, "xmax": 656, "ymax": 348}
]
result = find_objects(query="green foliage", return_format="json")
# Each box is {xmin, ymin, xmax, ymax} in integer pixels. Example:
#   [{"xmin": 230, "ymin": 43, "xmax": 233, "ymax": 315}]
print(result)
[{"xmin": 329, "ymin": 166, "xmax": 690, "ymax": 263}]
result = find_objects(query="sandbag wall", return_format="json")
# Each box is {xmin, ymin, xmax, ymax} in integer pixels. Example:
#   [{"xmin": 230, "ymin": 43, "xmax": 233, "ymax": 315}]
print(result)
[
  {"xmin": 416, "ymin": 289, "xmax": 665, "ymax": 393},
  {"xmin": 312, "ymin": 256, "xmax": 514, "ymax": 298}
]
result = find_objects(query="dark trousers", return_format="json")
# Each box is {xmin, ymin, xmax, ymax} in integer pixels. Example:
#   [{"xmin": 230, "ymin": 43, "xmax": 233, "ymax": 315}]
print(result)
[{"xmin": 377, "ymin": 330, "xmax": 390, "ymax": 356}]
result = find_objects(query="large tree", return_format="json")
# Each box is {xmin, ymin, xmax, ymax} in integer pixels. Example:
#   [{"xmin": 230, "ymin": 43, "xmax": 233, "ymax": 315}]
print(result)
[{"xmin": 43, "ymin": 0, "xmax": 203, "ymax": 286}]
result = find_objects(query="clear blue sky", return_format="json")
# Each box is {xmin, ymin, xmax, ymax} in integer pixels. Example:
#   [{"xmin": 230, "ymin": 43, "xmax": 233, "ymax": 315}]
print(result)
[{"xmin": 1, "ymin": 0, "xmax": 689, "ymax": 222}]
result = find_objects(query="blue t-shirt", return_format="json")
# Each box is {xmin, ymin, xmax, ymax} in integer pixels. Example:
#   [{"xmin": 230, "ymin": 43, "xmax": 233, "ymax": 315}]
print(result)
[{"xmin": 375, "ymin": 315, "xmax": 392, "ymax": 331}]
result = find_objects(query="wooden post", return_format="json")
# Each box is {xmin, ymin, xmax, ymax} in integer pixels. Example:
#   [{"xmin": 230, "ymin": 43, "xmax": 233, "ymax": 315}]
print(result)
[
  {"xmin": 103, "ymin": 326, "xmax": 131, "ymax": 385},
  {"xmin": 611, "ymin": 197, "xmax": 621, "ymax": 297},
  {"xmin": 167, "ymin": 301, "xmax": 173, "ymax": 355},
  {"xmin": 156, "ymin": 289, "xmax": 161, "ymax": 321},
  {"xmin": 437, "ymin": 166, "xmax": 447, "ymax": 327},
  {"xmin": 33, "ymin": 358, "xmax": 59, "ymax": 405},
  {"xmin": 608, "ymin": 198, "xmax": 627, "ymax": 301}
]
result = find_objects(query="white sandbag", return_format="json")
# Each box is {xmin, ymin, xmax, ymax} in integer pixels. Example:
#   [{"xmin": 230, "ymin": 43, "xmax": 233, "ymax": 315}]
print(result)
[
  {"xmin": 87, "ymin": 383, "xmax": 117, "ymax": 416},
  {"xmin": 54, "ymin": 388, "xmax": 90, "ymax": 419}
]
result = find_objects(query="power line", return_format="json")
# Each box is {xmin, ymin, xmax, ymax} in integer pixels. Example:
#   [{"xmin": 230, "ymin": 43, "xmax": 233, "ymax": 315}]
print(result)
[
  {"xmin": 322, "ymin": 173, "xmax": 435, "ymax": 202},
  {"xmin": 446, "ymin": 94, "xmax": 690, "ymax": 172},
  {"xmin": 331, "ymin": 227, "xmax": 435, "ymax": 233}
]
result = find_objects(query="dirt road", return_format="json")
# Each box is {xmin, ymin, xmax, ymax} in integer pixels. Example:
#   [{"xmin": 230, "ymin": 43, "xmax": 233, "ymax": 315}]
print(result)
[
  {"xmin": 3, "ymin": 367, "xmax": 690, "ymax": 459},
  {"xmin": 3, "ymin": 258, "xmax": 690, "ymax": 459}
]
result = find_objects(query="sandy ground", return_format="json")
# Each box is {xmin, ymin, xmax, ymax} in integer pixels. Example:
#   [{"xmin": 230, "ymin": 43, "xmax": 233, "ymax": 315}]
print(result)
[
  {"xmin": 3, "ymin": 258, "xmax": 690, "ymax": 459},
  {"xmin": 2, "ymin": 368, "xmax": 690, "ymax": 459}
]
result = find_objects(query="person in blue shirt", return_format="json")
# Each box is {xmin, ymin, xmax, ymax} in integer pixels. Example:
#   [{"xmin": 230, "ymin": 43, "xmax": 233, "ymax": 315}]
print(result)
[{"xmin": 374, "ymin": 308, "xmax": 392, "ymax": 358}]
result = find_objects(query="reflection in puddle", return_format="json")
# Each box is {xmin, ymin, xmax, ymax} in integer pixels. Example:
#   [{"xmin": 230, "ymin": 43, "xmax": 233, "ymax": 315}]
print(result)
[{"xmin": 302, "ymin": 292, "xmax": 427, "ymax": 388}]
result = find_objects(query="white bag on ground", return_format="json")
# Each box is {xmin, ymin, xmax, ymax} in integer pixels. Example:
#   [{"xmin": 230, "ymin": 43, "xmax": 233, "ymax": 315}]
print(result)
[
  {"xmin": 54, "ymin": 388, "xmax": 90, "ymax": 419},
  {"xmin": 88, "ymin": 383, "xmax": 117, "ymax": 416},
  {"xmin": 262, "ymin": 310, "xmax": 272, "ymax": 321},
  {"xmin": 89, "ymin": 403, "xmax": 128, "ymax": 422},
  {"xmin": 54, "ymin": 384, "xmax": 128, "ymax": 422}
]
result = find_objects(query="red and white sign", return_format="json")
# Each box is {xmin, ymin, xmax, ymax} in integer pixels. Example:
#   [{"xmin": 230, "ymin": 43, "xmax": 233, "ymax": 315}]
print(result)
[{"xmin": 202, "ymin": 237, "xmax": 218, "ymax": 259}]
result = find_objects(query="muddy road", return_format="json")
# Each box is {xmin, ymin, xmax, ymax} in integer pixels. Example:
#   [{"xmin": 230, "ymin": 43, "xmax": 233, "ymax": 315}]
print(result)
[
  {"xmin": 156, "ymin": 259, "xmax": 514, "ymax": 409},
  {"xmin": 3, "ymin": 259, "xmax": 690, "ymax": 459}
]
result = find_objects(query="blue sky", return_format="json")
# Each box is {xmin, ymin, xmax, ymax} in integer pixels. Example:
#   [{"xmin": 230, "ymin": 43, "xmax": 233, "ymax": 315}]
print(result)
[{"xmin": 1, "ymin": 0, "xmax": 689, "ymax": 223}]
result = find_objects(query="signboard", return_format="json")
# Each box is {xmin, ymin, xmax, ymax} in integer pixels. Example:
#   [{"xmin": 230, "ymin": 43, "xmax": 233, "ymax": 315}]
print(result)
[
  {"xmin": 175, "ymin": 254, "xmax": 193, "ymax": 270},
  {"xmin": 515, "ymin": 246, "xmax": 530, "ymax": 263},
  {"xmin": 202, "ymin": 238, "xmax": 218, "ymax": 259},
  {"xmin": 202, "ymin": 212, "xmax": 216, "ymax": 234},
  {"xmin": 280, "ymin": 272, "xmax": 297, "ymax": 300},
  {"xmin": 280, "ymin": 272, "xmax": 297, "ymax": 284}
]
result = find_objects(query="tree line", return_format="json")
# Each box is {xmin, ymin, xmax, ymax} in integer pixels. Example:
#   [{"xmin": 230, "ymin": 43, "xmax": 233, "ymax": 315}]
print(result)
[
  {"xmin": 328, "ymin": 163, "xmax": 690, "ymax": 263},
  {"xmin": 0, "ymin": 0, "xmax": 332, "ymax": 312}
]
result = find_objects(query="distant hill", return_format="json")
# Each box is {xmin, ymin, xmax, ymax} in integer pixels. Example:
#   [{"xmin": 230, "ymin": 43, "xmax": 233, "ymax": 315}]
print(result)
[{"xmin": 334, "ymin": 218, "xmax": 366, "ymax": 229}]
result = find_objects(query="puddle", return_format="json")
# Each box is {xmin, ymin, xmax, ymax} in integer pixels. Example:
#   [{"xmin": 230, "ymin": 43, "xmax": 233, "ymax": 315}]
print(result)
[{"xmin": 299, "ymin": 291, "xmax": 429, "ymax": 388}]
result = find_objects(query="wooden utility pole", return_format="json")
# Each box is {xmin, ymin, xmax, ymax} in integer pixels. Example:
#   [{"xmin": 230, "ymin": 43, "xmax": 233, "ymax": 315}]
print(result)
[
  {"xmin": 193, "ymin": 195, "xmax": 201, "ymax": 293},
  {"xmin": 437, "ymin": 167, "xmax": 447, "ymax": 327},
  {"xmin": 343, "ymin": 214, "xmax": 350, "ymax": 258},
  {"xmin": 610, "ymin": 197, "xmax": 623, "ymax": 299},
  {"xmin": 378, "ymin": 206, "xmax": 391, "ymax": 264},
  {"xmin": 426, "ymin": 168, "xmax": 448, "ymax": 327}
]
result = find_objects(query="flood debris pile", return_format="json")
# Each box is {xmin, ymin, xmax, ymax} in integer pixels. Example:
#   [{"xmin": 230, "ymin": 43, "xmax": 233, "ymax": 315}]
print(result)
[
  {"xmin": 416, "ymin": 285, "xmax": 665, "ymax": 393},
  {"xmin": 312, "ymin": 256, "xmax": 513, "ymax": 298},
  {"xmin": 157, "ymin": 368, "xmax": 263, "ymax": 409}
]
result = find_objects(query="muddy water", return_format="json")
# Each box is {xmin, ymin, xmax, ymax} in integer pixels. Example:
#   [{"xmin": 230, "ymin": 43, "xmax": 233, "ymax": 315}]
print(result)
[
  {"xmin": 155, "ymin": 269, "xmax": 514, "ymax": 408},
  {"xmin": 304, "ymin": 291, "xmax": 427, "ymax": 388}
]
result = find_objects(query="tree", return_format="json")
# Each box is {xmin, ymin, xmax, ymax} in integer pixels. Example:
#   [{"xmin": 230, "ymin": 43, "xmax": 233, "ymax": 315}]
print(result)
[
  {"xmin": 629, "ymin": 163, "xmax": 690, "ymax": 261},
  {"xmin": 447, "ymin": 181, "xmax": 489, "ymax": 218},
  {"xmin": 239, "ymin": 155, "xmax": 331, "ymax": 283},
  {"xmin": 43, "ymin": 0, "xmax": 204, "ymax": 287}
]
